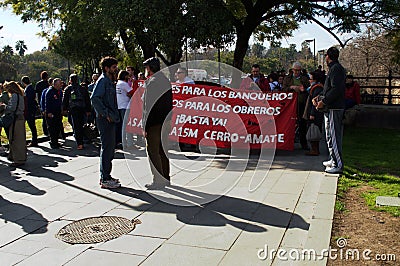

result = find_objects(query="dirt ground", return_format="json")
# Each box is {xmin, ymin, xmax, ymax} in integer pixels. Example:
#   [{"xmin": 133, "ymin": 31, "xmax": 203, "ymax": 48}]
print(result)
[{"xmin": 328, "ymin": 186, "xmax": 399, "ymax": 266}]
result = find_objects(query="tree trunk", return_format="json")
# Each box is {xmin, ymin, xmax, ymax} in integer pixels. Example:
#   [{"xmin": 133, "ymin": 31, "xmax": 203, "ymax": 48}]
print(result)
[
  {"xmin": 233, "ymin": 33, "xmax": 250, "ymax": 71},
  {"xmin": 119, "ymin": 29, "xmax": 136, "ymax": 59},
  {"xmin": 141, "ymin": 44, "xmax": 156, "ymax": 60},
  {"xmin": 231, "ymin": 28, "xmax": 253, "ymax": 88},
  {"xmin": 128, "ymin": 30, "xmax": 156, "ymax": 60}
]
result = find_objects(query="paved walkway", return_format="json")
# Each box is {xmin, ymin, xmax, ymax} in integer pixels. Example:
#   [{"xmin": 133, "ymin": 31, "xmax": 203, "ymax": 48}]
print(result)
[{"xmin": 0, "ymin": 137, "xmax": 338, "ymax": 266}]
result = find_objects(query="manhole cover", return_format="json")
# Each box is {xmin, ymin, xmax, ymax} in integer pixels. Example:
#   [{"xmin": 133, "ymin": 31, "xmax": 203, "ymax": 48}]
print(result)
[{"xmin": 56, "ymin": 216, "xmax": 141, "ymax": 244}]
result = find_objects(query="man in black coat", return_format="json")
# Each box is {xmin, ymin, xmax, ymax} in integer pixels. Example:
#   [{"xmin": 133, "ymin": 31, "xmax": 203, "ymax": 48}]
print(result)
[
  {"xmin": 21, "ymin": 76, "xmax": 38, "ymax": 146},
  {"xmin": 35, "ymin": 71, "xmax": 50, "ymax": 136},
  {"xmin": 62, "ymin": 74, "xmax": 91, "ymax": 149},
  {"xmin": 45, "ymin": 78, "xmax": 63, "ymax": 149},
  {"xmin": 142, "ymin": 57, "xmax": 173, "ymax": 189},
  {"xmin": 314, "ymin": 47, "xmax": 346, "ymax": 174}
]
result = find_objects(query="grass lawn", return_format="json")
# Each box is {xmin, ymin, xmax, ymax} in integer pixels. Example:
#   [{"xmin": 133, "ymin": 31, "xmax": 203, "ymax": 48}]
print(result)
[
  {"xmin": 1, "ymin": 117, "xmax": 72, "ymax": 144},
  {"xmin": 337, "ymin": 126, "xmax": 400, "ymax": 216}
]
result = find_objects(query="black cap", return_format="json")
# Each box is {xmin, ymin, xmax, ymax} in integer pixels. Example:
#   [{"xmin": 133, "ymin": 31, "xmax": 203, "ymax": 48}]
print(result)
[
  {"xmin": 143, "ymin": 57, "xmax": 160, "ymax": 67},
  {"xmin": 143, "ymin": 57, "xmax": 161, "ymax": 73}
]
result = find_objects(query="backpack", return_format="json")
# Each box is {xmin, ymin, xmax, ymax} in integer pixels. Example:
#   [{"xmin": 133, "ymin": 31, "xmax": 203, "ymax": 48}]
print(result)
[{"xmin": 69, "ymin": 85, "xmax": 85, "ymax": 110}]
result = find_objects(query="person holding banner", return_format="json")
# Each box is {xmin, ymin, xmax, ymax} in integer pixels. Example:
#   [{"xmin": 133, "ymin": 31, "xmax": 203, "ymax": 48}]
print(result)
[
  {"xmin": 175, "ymin": 67, "xmax": 195, "ymax": 84},
  {"xmin": 303, "ymin": 71, "xmax": 324, "ymax": 156},
  {"xmin": 142, "ymin": 57, "xmax": 173, "ymax": 189},
  {"xmin": 283, "ymin": 62, "xmax": 310, "ymax": 150},
  {"xmin": 240, "ymin": 64, "xmax": 270, "ymax": 92}
]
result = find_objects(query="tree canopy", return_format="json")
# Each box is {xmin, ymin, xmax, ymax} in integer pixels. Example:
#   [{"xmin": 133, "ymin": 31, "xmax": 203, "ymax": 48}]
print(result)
[{"xmin": 2, "ymin": 0, "xmax": 399, "ymax": 70}]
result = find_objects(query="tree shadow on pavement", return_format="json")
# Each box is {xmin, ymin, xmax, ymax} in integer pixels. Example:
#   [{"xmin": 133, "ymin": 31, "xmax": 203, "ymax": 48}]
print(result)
[{"xmin": 113, "ymin": 185, "xmax": 309, "ymax": 233}]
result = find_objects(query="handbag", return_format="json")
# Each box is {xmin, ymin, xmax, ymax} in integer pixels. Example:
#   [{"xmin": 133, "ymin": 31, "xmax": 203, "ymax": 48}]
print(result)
[
  {"xmin": 0, "ymin": 94, "xmax": 20, "ymax": 129},
  {"xmin": 306, "ymin": 123, "xmax": 322, "ymax": 141},
  {"xmin": 83, "ymin": 123, "xmax": 99, "ymax": 140},
  {"xmin": 0, "ymin": 113, "xmax": 15, "ymax": 128}
]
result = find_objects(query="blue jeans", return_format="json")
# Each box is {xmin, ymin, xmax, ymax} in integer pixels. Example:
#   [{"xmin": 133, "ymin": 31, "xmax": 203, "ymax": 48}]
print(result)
[
  {"xmin": 96, "ymin": 116, "xmax": 116, "ymax": 182},
  {"xmin": 119, "ymin": 109, "xmax": 134, "ymax": 147}
]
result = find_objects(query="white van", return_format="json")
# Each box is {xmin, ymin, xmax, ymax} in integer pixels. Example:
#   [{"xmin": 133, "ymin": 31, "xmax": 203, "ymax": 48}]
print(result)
[{"xmin": 188, "ymin": 69, "xmax": 208, "ymax": 81}]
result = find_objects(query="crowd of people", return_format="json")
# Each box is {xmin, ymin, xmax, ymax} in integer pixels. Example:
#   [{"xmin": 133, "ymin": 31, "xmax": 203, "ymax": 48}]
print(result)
[{"xmin": 0, "ymin": 46, "xmax": 358, "ymax": 188}]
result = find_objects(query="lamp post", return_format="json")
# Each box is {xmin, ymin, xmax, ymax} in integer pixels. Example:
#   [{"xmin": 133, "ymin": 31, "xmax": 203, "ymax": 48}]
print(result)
[
  {"xmin": 318, "ymin": 50, "xmax": 326, "ymax": 70},
  {"xmin": 305, "ymin": 39, "xmax": 316, "ymax": 70}
]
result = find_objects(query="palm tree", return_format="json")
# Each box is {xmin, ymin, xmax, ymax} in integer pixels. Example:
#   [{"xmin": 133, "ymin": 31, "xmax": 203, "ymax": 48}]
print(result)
[
  {"xmin": 1, "ymin": 45, "xmax": 14, "ymax": 64},
  {"xmin": 2, "ymin": 45, "xmax": 14, "ymax": 56},
  {"xmin": 15, "ymin": 40, "xmax": 27, "ymax": 56}
]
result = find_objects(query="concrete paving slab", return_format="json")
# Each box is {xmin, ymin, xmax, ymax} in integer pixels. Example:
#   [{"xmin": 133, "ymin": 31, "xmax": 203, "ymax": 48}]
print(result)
[
  {"xmin": 0, "ymin": 251, "xmax": 27, "ymax": 265},
  {"xmin": 140, "ymin": 243, "xmax": 226, "ymax": 266},
  {"xmin": 0, "ymin": 239, "xmax": 46, "ymax": 256},
  {"xmin": 129, "ymin": 211, "xmax": 186, "ymax": 239},
  {"xmin": 219, "ymin": 243, "xmax": 274, "ymax": 266},
  {"xmin": 271, "ymin": 178, "xmax": 306, "ymax": 195},
  {"xmin": 21, "ymin": 220, "xmax": 71, "ymax": 250},
  {"xmin": 280, "ymin": 202, "xmax": 316, "ymax": 249},
  {"xmin": 15, "ymin": 245, "xmax": 90, "ymax": 266},
  {"xmin": 64, "ymin": 249, "xmax": 146, "ymax": 266},
  {"xmin": 270, "ymin": 247, "xmax": 328, "ymax": 265},
  {"xmin": 25, "ymin": 201, "xmax": 87, "ymax": 222},
  {"xmin": 313, "ymin": 194, "xmax": 336, "ymax": 220},
  {"xmin": 102, "ymin": 207, "xmax": 142, "ymax": 220},
  {"xmin": 319, "ymin": 176, "xmax": 338, "ymax": 195},
  {"xmin": 0, "ymin": 139, "xmax": 338, "ymax": 265},
  {"xmin": 303, "ymin": 219, "xmax": 333, "ymax": 256},
  {"xmin": 94, "ymin": 234, "xmax": 165, "ymax": 256},
  {"xmin": 0, "ymin": 218, "xmax": 48, "ymax": 247},
  {"xmin": 166, "ymin": 212, "xmax": 243, "ymax": 250},
  {"xmin": 262, "ymin": 192, "xmax": 299, "ymax": 212},
  {"xmin": 61, "ymin": 199, "xmax": 121, "ymax": 220}
]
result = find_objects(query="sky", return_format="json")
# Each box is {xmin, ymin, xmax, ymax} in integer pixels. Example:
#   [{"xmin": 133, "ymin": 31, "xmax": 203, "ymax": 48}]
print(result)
[
  {"xmin": 0, "ymin": 8, "xmax": 49, "ymax": 53},
  {"xmin": 0, "ymin": 7, "xmax": 347, "ymax": 55}
]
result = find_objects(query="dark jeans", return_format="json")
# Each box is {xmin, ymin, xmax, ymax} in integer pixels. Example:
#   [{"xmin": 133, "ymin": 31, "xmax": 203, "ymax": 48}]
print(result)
[
  {"xmin": 70, "ymin": 110, "xmax": 85, "ymax": 146},
  {"xmin": 87, "ymin": 107, "xmax": 96, "ymax": 125},
  {"xmin": 46, "ymin": 114, "xmax": 62, "ymax": 146},
  {"xmin": 97, "ymin": 116, "xmax": 116, "ymax": 182},
  {"xmin": 42, "ymin": 116, "xmax": 48, "ymax": 136},
  {"xmin": 298, "ymin": 117, "xmax": 308, "ymax": 149},
  {"xmin": 345, "ymin": 99, "xmax": 356, "ymax": 110},
  {"xmin": 26, "ymin": 115, "xmax": 38, "ymax": 143},
  {"xmin": 115, "ymin": 111, "xmax": 123, "ymax": 145},
  {"xmin": 146, "ymin": 123, "xmax": 170, "ymax": 181}
]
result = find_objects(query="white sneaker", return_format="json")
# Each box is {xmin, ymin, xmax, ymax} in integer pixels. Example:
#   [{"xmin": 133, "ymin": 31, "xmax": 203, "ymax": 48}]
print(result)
[
  {"xmin": 323, "ymin": 160, "xmax": 334, "ymax": 167},
  {"xmin": 145, "ymin": 180, "xmax": 170, "ymax": 190},
  {"xmin": 325, "ymin": 166, "xmax": 343, "ymax": 174}
]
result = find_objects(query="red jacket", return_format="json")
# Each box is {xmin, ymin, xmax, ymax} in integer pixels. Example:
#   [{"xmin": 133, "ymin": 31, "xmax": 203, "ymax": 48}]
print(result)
[
  {"xmin": 239, "ymin": 74, "xmax": 270, "ymax": 92},
  {"xmin": 345, "ymin": 81, "xmax": 361, "ymax": 104}
]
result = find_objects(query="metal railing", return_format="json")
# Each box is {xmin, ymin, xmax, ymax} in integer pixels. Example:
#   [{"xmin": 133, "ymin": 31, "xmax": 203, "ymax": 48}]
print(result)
[{"xmin": 354, "ymin": 70, "xmax": 400, "ymax": 105}]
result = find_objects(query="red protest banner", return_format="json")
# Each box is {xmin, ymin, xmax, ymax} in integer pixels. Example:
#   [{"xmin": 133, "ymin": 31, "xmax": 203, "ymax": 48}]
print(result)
[{"xmin": 126, "ymin": 81, "xmax": 297, "ymax": 150}]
